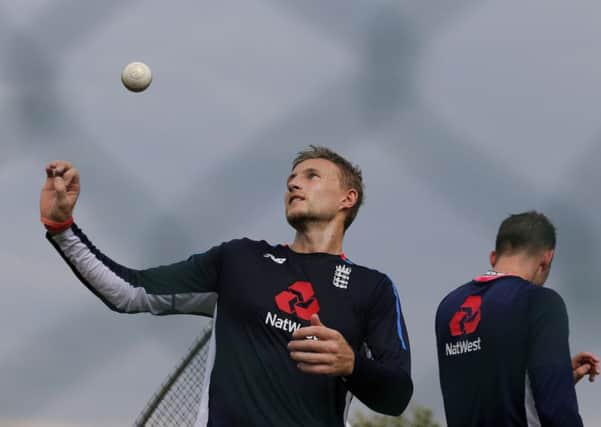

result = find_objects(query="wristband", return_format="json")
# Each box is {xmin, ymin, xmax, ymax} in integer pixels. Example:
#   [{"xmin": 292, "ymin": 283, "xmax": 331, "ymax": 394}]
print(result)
[{"xmin": 41, "ymin": 216, "xmax": 74, "ymax": 233}]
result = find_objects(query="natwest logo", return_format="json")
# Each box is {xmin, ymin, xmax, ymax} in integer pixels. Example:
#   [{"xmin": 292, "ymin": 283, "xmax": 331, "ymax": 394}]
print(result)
[
  {"xmin": 449, "ymin": 295, "xmax": 482, "ymax": 337},
  {"xmin": 275, "ymin": 281, "xmax": 320, "ymax": 320}
]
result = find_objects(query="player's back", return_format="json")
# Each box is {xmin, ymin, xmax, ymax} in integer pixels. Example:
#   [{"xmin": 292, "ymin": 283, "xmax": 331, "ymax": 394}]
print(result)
[{"xmin": 435, "ymin": 272, "xmax": 579, "ymax": 427}]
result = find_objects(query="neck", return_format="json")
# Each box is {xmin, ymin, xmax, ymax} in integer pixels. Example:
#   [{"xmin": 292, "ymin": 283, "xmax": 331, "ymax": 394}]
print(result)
[
  {"xmin": 289, "ymin": 221, "xmax": 345, "ymax": 254},
  {"xmin": 492, "ymin": 255, "xmax": 538, "ymax": 283}
]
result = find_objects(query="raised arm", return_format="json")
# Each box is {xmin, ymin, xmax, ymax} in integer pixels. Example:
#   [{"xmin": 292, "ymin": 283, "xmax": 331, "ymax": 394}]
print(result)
[{"xmin": 40, "ymin": 161, "xmax": 219, "ymax": 316}]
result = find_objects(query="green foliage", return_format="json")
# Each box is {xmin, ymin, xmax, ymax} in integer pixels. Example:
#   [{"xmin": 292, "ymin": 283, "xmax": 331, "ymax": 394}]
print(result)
[{"xmin": 350, "ymin": 406, "xmax": 441, "ymax": 427}]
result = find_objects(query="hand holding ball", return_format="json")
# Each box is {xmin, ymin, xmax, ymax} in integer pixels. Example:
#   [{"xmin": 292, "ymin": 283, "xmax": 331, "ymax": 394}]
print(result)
[{"xmin": 121, "ymin": 62, "xmax": 152, "ymax": 92}]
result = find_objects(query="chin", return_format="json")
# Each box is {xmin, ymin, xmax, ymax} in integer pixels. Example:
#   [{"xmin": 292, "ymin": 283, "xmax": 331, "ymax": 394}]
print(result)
[
  {"xmin": 286, "ymin": 211, "xmax": 319, "ymax": 231},
  {"xmin": 286, "ymin": 213, "xmax": 307, "ymax": 230}
]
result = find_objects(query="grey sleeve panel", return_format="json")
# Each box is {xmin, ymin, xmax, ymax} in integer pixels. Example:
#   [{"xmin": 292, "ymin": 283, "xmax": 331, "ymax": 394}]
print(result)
[{"xmin": 48, "ymin": 226, "xmax": 219, "ymax": 316}]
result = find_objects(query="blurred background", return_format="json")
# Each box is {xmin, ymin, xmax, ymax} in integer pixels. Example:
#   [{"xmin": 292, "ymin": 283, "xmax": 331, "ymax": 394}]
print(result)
[{"xmin": 1, "ymin": 0, "xmax": 600, "ymax": 425}]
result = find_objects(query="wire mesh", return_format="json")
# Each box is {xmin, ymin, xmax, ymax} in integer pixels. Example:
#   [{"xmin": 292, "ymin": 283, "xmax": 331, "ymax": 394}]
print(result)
[{"xmin": 134, "ymin": 324, "xmax": 213, "ymax": 427}]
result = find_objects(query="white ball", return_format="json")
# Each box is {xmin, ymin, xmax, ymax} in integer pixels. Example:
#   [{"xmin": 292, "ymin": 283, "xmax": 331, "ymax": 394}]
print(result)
[{"xmin": 121, "ymin": 61, "xmax": 152, "ymax": 92}]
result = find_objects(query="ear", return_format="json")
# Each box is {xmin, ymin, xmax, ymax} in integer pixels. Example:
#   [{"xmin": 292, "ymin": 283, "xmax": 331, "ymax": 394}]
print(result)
[
  {"xmin": 489, "ymin": 250, "xmax": 497, "ymax": 267},
  {"xmin": 340, "ymin": 188, "xmax": 358, "ymax": 210},
  {"xmin": 541, "ymin": 249, "xmax": 555, "ymax": 271}
]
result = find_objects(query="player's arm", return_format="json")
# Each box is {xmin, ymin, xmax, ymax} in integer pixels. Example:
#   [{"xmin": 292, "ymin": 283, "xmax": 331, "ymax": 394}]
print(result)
[
  {"xmin": 40, "ymin": 161, "xmax": 220, "ymax": 315},
  {"xmin": 47, "ymin": 225, "xmax": 221, "ymax": 315},
  {"xmin": 289, "ymin": 277, "xmax": 413, "ymax": 415},
  {"xmin": 527, "ymin": 289, "xmax": 584, "ymax": 427}
]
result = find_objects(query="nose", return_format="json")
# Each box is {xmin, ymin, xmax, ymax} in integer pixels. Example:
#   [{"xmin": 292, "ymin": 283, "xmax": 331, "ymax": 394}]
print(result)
[{"xmin": 287, "ymin": 177, "xmax": 302, "ymax": 192}]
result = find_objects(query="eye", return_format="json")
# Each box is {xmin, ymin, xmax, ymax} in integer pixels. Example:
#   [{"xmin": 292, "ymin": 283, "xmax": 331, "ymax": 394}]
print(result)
[{"xmin": 308, "ymin": 172, "xmax": 319, "ymax": 179}]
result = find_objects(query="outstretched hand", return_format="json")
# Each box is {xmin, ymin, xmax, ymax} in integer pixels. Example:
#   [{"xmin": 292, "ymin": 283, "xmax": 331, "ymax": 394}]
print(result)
[
  {"xmin": 40, "ymin": 161, "xmax": 80, "ymax": 223},
  {"xmin": 288, "ymin": 314, "xmax": 355, "ymax": 376},
  {"xmin": 572, "ymin": 352, "xmax": 600, "ymax": 384}
]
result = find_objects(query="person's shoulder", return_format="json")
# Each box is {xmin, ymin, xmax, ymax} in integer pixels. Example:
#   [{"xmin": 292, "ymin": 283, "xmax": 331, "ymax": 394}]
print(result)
[
  {"xmin": 528, "ymin": 285, "xmax": 566, "ymax": 309},
  {"xmin": 342, "ymin": 256, "xmax": 390, "ymax": 286},
  {"xmin": 494, "ymin": 275, "xmax": 539, "ymax": 298},
  {"xmin": 530, "ymin": 284, "xmax": 561, "ymax": 297},
  {"xmin": 343, "ymin": 259, "xmax": 403, "ymax": 308},
  {"xmin": 437, "ymin": 280, "xmax": 474, "ymax": 309},
  {"xmin": 440, "ymin": 278, "xmax": 478, "ymax": 299},
  {"xmin": 216, "ymin": 237, "xmax": 276, "ymax": 253},
  {"xmin": 207, "ymin": 237, "xmax": 273, "ymax": 257},
  {"xmin": 526, "ymin": 287, "xmax": 570, "ymax": 334},
  {"xmin": 437, "ymin": 275, "xmax": 535, "ymax": 306}
]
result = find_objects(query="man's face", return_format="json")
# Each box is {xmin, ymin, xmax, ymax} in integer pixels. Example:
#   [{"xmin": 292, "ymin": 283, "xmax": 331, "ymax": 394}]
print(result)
[{"xmin": 285, "ymin": 158, "xmax": 349, "ymax": 230}]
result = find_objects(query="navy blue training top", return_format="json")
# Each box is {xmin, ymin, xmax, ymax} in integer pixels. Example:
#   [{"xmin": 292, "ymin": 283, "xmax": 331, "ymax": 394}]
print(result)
[
  {"xmin": 435, "ymin": 272, "xmax": 582, "ymax": 427},
  {"xmin": 48, "ymin": 224, "xmax": 413, "ymax": 426}
]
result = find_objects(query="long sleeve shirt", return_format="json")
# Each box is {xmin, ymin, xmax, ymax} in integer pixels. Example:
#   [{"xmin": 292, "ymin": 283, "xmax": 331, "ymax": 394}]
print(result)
[{"xmin": 49, "ymin": 224, "xmax": 413, "ymax": 427}]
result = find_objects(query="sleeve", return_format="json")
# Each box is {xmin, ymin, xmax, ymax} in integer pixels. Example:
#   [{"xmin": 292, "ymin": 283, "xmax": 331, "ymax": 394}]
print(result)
[
  {"xmin": 47, "ymin": 223, "xmax": 221, "ymax": 316},
  {"xmin": 526, "ymin": 288, "xmax": 583, "ymax": 427},
  {"xmin": 344, "ymin": 276, "xmax": 413, "ymax": 416}
]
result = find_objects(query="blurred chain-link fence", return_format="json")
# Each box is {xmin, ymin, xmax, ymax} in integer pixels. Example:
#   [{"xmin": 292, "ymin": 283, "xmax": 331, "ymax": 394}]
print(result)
[{"xmin": 135, "ymin": 324, "xmax": 213, "ymax": 427}]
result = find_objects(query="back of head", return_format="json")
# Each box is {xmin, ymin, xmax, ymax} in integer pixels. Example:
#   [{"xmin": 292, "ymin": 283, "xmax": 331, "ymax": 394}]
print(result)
[{"xmin": 495, "ymin": 211, "xmax": 556, "ymax": 257}]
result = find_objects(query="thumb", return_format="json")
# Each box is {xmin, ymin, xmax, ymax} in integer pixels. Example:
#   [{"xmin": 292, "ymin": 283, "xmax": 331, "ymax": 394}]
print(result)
[
  {"xmin": 310, "ymin": 314, "xmax": 324, "ymax": 327},
  {"xmin": 574, "ymin": 364, "xmax": 592, "ymax": 383},
  {"xmin": 54, "ymin": 175, "xmax": 67, "ymax": 203}
]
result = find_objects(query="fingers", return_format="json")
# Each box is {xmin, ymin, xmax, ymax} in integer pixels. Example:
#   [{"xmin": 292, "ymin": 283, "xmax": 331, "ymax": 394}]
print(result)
[
  {"xmin": 290, "ymin": 351, "xmax": 335, "ymax": 365},
  {"xmin": 53, "ymin": 174, "xmax": 67, "ymax": 201},
  {"xmin": 573, "ymin": 352, "xmax": 599, "ymax": 365},
  {"xmin": 44, "ymin": 160, "xmax": 75, "ymax": 188},
  {"xmin": 590, "ymin": 358, "xmax": 601, "ymax": 383},
  {"xmin": 291, "ymin": 343, "xmax": 355, "ymax": 376},
  {"xmin": 572, "ymin": 352, "xmax": 601, "ymax": 383},
  {"xmin": 43, "ymin": 161, "xmax": 79, "ymax": 202},
  {"xmin": 62, "ymin": 167, "xmax": 80, "ymax": 188},
  {"xmin": 288, "ymin": 339, "xmax": 339, "ymax": 376},
  {"xmin": 46, "ymin": 161, "xmax": 75, "ymax": 187},
  {"xmin": 288, "ymin": 339, "xmax": 336, "ymax": 353},
  {"xmin": 573, "ymin": 353, "xmax": 591, "ymax": 369},
  {"xmin": 291, "ymin": 315, "xmax": 330, "ymax": 340},
  {"xmin": 574, "ymin": 364, "xmax": 592, "ymax": 383},
  {"xmin": 292, "ymin": 325, "xmax": 337, "ymax": 340},
  {"xmin": 46, "ymin": 160, "xmax": 74, "ymax": 175},
  {"xmin": 310, "ymin": 313, "xmax": 324, "ymax": 327},
  {"xmin": 288, "ymin": 320, "xmax": 355, "ymax": 376},
  {"xmin": 579, "ymin": 352, "xmax": 599, "ymax": 360}
]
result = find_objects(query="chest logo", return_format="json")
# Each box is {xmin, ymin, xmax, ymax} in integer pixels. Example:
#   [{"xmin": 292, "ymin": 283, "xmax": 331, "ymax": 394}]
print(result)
[
  {"xmin": 332, "ymin": 264, "xmax": 352, "ymax": 289},
  {"xmin": 449, "ymin": 295, "xmax": 482, "ymax": 336},
  {"xmin": 274, "ymin": 281, "xmax": 320, "ymax": 320},
  {"xmin": 263, "ymin": 253, "xmax": 286, "ymax": 264}
]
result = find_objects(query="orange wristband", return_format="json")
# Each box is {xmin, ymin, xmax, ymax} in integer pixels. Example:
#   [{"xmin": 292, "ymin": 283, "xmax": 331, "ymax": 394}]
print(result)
[{"xmin": 41, "ymin": 216, "xmax": 74, "ymax": 233}]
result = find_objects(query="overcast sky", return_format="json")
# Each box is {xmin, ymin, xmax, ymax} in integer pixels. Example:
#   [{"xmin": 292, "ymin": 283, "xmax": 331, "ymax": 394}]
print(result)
[{"xmin": 1, "ymin": 1, "xmax": 601, "ymax": 425}]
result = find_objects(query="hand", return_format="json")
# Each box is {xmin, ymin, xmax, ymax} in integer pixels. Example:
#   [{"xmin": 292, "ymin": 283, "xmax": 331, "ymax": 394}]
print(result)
[
  {"xmin": 572, "ymin": 352, "xmax": 600, "ymax": 384},
  {"xmin": 40, "ymin": 161, "xmax": 80, "ymax": 223},
  {"xmin": 288, "ymin": 314, "xmax": 355, "ymax": 376}
]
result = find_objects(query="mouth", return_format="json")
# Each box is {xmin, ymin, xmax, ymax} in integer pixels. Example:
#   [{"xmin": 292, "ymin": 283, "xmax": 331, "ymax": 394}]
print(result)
[{"xmin": 288, "ymin": 195, "xmax": 305, "ymax": 205}]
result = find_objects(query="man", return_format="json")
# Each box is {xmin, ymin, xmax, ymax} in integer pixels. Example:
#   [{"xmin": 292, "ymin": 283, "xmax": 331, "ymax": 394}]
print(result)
[
  {"xmin": 435, "ymin": 211, "xmax": 599, "ymax": 427},
  {"xmin": 40, "ymin": 146, "xmax": 413, "ymax": 426}
]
